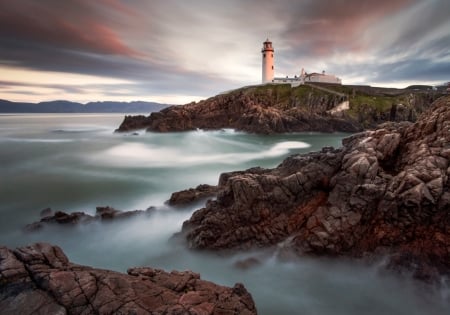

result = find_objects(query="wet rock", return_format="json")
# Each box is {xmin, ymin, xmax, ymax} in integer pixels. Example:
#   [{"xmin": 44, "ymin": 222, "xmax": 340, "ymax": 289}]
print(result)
[
  {"xmin": 179, "ymin": 96, "xmax": 450, "ymax": 280},
  {"xmin": 0, "ymin": 243, "xmax": 257, "ymax": 315},
  {"xmin": 24, "ymin": 206, "xmax": 155, "ymax": 231},
  {"xmin": 168, "ymin": 184, "xmax": 219, "ymax": 207},
  {"xmin": 39, "ymin": 207, "xmax": 52, "ymax": 218},
  {"xmin": 115, "ymin": 114, "xmax": 153, "ymax": 132},
  {"xmin": 233, "ymin": 257, "xmax": 261, "ymax": 270}
]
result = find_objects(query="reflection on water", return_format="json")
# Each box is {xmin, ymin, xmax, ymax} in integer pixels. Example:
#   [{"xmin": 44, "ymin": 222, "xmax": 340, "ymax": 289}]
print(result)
[{"xmin": 0, "ymin": 114, "xmax": 448, "ymax": 315}]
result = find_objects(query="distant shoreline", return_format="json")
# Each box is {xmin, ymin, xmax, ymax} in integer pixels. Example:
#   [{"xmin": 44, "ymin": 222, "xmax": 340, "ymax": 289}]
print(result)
[{"xmin": 0, "ymin": 99, "xmax": 170, "ymax": 114}]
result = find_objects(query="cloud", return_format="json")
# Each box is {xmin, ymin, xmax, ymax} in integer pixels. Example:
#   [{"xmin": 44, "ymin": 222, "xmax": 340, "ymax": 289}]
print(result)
[
  {"xmin": 0, "ymin": 80, "xmax": 86, "ymax": 94},
  {"xmin": 0, "ymin": 0, "xmax": 448, "ymax": 102},
  {"xmin": 0, "ymin": 0, "xmax": 139, "ymax": 56},
  {"xmin": 242, "ymin": 0, "xmax": 415, "ymax": 56}
]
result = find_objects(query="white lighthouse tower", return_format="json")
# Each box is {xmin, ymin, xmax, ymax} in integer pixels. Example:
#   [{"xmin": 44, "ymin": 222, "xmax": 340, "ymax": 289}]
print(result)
[{"xmin": 261, "ymin": 38, "xmax": 274, "ymax": 84}]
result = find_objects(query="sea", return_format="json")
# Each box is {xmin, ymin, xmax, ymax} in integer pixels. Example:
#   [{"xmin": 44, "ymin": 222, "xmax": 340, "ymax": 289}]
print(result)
[{"xmin": 0, "ymin": 113, "xmax": 448, "ymax": 315}]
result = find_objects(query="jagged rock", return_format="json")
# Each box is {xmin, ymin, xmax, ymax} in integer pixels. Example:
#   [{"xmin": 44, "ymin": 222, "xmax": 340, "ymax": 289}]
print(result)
[
  {"xmin": 116, "ymin": 84, "xmax": 441, "ymax": 134},
  {"xmin": 115, "ymin": 114, "xmax": 154, "ymax": 132},
  {"xmin": 117, "ymin": 85, "xmax": 362, "ymax": 134},
  {"xmin": 179, "ymin": 96, "xmax": 450, "ymax": 281},
  {"xmin": 24, "ymin": 206, "xmax": 155, "ymax": 231},
  {"xmin": 167, "ymin": 184, "xmax": 219, "ymax": 207},
  {"xmin": 0, "ymin": 243, "xmax": 257, "ymax": 315}
]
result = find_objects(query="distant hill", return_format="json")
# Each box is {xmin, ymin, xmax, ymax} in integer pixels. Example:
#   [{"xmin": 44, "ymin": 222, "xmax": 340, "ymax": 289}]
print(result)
[{"xmin": 0, "ymin": 100, "xmax": 169, "ymax": 113}]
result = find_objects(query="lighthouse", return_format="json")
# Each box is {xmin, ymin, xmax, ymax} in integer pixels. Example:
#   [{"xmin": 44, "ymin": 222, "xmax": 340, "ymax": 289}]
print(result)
[{"xmin": 261, "ymin": 39, "xmax": 274, "ymax": 84}]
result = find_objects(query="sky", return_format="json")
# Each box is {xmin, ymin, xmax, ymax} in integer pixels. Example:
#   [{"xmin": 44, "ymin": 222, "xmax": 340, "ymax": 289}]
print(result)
[{"xmin": 0, "ymin": 0, "xmax": 449, "ymax": 104}]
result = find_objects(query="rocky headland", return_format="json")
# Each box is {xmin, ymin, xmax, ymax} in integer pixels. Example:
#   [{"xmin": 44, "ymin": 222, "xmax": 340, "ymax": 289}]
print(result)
[
  {"xmin": 0, "ymin": 243, "xmax": 257, "ymax": 315},
  {"xmin": 179, "ymin": 95, "xmax": 450, "ymax": 281},
  {"xmin": 116, "ymin": 84, "xmax": 441, "ymax": 134}
]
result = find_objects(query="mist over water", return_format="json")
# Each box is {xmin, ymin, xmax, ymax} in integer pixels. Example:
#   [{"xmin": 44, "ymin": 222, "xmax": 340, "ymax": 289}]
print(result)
[{"xmin": 0, "ymin": 114, "xmax": 448, "ymax": 314}]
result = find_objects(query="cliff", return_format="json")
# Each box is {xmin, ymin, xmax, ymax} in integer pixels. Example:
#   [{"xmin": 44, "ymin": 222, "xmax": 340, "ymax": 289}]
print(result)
[
  {"xmin": 179, "ymin": 96, "xmax": 450, "ymax": 280},
  {"xmin": 0, "ymin": 243, "xmax": 257, "ymax": 315},
  {"xmin": 116, "ymin": 84, "xmax": 441, "ymax": 134}
]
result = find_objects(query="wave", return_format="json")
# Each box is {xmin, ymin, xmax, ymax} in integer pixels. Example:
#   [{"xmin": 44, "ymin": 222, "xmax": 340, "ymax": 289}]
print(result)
[
  {"xmin": 90, "ymin": 140, "xmax": 311, "ymax": 168},
  {"xmin": 51, "ymin": 127, "xmax": 109, "ymax": 134},
  {"xmin": 268, "ymin": 141, "xmax": 311, "ymax": 156},
  {"xmin": 2, "ymin": 137, "xmax": 74, "ymax": 143}
]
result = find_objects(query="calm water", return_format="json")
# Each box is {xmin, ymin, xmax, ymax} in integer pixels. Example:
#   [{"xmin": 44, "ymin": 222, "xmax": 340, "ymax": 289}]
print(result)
[{"xmin": 0, "ymin": 114, "xmax": 448, "ymax": 314}]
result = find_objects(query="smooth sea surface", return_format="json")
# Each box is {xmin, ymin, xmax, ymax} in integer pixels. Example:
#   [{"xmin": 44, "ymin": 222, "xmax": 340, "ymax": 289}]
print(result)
[{"xmin": 0, "ymin": 113, "xmax": 448, "ymax": 314}]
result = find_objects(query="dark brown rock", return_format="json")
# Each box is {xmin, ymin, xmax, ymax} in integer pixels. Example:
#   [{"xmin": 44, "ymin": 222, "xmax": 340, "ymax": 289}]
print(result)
[
  {"xmin": 24, "ymin": 206, "xmax": 155, "ymax": 231},
  {"xmin": 39, "ymin": 207, "xmax": 53, "ymax": 218},
  {"xmin": 233, "ymin": 257, "xmax": 261, "ymax": 270},
  {"xmin": 117, "ymin": 85, "xmax": 362, "ymax": 134},
  {"xmin": 115, "ymin": 114, "xmax": 154, "ymax": 132},
  {"xmin": 168, "ymin": 184, "xmax": 219, "ymax": 207},
  {"xmin": 179, "ymin": 96, "xmax": 450, "ymax": 280},
  {"xmin": 0, "ymin": 243, "xmax": 257, "ymax": 315}
]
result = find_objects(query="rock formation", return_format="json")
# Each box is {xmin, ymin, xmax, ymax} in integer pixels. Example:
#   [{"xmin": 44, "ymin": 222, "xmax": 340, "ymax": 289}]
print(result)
[
  {"xmin": 0, "ymin": 243, "xmax": 257, "ymax": 315},
  {"xmin": 25, "ymin": 206, "xmax": 155, "ymax": 231},
  {"xmin": 117, "ymin": 115, "xmax": 155, "ymax": 132},
  {"xmin": 180, "ymin": 96, "xmax": 450, "ymax": 281},
  {"xmin": 116, "ymin": 84, "xmax": 440, "ymax": 134},
  {"xmin": 167, "ymin": 184, "xmax": 219, "ymax": 207}
]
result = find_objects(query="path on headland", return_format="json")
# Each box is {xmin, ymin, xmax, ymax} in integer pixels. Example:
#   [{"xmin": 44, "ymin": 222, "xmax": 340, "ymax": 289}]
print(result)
[
  {"xmin": 305, "ymin": 83, "xmax": 349, "ymax": 114},
  {"xmin": 305, "ymin": 82, "xmax": 347, "ymax": 98}
]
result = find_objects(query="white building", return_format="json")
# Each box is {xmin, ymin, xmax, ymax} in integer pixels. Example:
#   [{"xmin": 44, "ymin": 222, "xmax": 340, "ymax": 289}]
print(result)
[{"xmin": 261, "ymin": 39, "xmax": 342, "ymax": 86}]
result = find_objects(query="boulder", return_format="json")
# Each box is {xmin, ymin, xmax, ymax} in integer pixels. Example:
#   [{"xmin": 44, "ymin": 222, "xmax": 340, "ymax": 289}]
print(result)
[
  {"xmin": 0, "ymin": 243, "xmax": 257, "ymax": 315},
  {"xmin": 167, "ymin": 184, "xmax": 219, "ymax": 207}
]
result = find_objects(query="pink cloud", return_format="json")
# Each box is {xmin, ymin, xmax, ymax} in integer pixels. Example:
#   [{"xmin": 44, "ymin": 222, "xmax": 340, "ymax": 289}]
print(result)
[
  {"xmin": 283, "ymin": 0, "xmax": 415, "ymax": 56},
  {"xmin": 0, "ymin": 0, "xmax": 140, "ymax": 57}
]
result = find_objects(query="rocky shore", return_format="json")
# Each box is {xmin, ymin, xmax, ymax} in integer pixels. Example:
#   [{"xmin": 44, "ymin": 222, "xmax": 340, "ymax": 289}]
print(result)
[
  {"xmin": 2, "ymin": 93, "xmax": 447, "ymax": 313},
  {"xmin": 179, "ymin": 96, "xmax": 450, "ymax": 281},
  {"xmin": 0, "ymin": 243, "xmax": 257, "ymax": 315},
  {"xmin": 116, "ymin": 84, "xmax": 440, "ymax": 134}
]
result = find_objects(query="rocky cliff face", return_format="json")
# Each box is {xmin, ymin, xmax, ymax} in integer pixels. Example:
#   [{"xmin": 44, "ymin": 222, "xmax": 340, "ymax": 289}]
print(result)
[
  {"xmin": 117, "ymin": 85, "xmax": 362, "ymax": 133},
  {"xmin": 0, "ymin": 243, "xmax": 257, "ymax": 315},
  {"xmin": 116, "ymin": 84, "xmax": 440, "ymax": 134},
  {"xmin": 180, "ymin": 96, "xmax": 450, "ymax": 280}
]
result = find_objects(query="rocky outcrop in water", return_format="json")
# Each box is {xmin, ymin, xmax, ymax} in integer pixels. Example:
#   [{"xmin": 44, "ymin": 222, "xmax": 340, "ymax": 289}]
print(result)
[
  {"xmin": 116, "ymin": 85, "xmax": 362, "ymax": 134},
  {"xmin": 116, "ymin": 84, "xmax": 440, "ymax": 134},
  {"xmin": 0, "ymin": 243, "xmax": 257, "ymax": 315},
  {"xmin": 117, "ymin": 115, "xmax": 155, "ymax": 132},
  {"xmin": 25, "ymin": 206, "xmax": 155, "ymax": 231},
  {"xmin": 180, "ymin": 96, "xmax": 450, "ymax": 280}
]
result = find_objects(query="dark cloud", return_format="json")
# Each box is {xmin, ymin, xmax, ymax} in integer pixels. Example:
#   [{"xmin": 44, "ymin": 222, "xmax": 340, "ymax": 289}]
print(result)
[
  {"xmin": 0, "ymin": 0, "xmax": 138, "ymax": 56},
  {"xmin": 375, "ymin": 59, "xmax": 450, "ymax": 83},
  {"xmin": 248, "ymin": 0, "xmax": 416, "ymax": 57},
  {"xmin": 0, "ymin": 80, "xmax": 86, "ymax": 94},
  {"xmin": 0, "ymin": 0, "xmax": 239, "ymax": 99}
]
